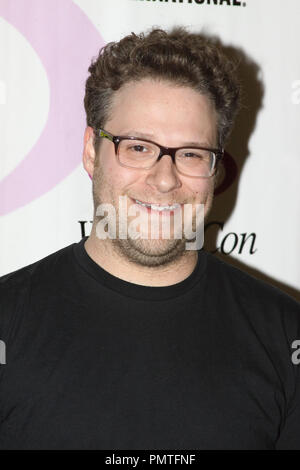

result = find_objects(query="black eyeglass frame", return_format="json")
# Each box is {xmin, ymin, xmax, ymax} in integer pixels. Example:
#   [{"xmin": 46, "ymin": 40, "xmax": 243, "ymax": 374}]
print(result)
[{"xmin": 94, "ymin": 128, "xmax": 224, "ymax": 178}]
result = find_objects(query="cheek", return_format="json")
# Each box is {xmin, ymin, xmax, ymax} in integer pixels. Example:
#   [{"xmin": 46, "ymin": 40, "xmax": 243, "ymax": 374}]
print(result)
[
  {"xmin": 102, "ymin": 160, "xmax": 140, "ymax": 196},
  {"xmin": 190, "ymin": 179, "xmax": 214, "ymax": 202},
  {"xmin": 96, "ymin": 157, "xmax": 120, "ymax": 190}
]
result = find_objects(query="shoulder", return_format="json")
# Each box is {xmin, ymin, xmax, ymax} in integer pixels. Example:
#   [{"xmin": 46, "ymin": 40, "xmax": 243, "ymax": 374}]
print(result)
[
  {"xmin": 204, "ymin": 249, "xmax": 300, "ymax": 303},
  {"xmin": 203, "ymin": 252, "xmax": 300, "ymax": 403},
  {"xmin": 0, "ymin": 241, "xmax": 76, "ymax": 292},
  {"xmin": 203, "ymin": 249, "xmax": 300, "ymax": 329},
  {"xmin": 0, "ymin": 241, "xmax": 76, "ymax": 338}
]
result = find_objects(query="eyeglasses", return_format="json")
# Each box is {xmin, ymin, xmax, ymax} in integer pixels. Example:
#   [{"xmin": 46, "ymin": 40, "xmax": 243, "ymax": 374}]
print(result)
[{"xmin": 94, "ymin": 128, "xmax": 224, "ymax": 178}]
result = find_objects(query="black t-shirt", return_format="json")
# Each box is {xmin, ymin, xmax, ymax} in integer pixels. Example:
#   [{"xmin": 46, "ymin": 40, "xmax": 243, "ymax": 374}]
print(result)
[{"xmin": 0, "ymin": 236, "xmax": 300, "ymax": 450}]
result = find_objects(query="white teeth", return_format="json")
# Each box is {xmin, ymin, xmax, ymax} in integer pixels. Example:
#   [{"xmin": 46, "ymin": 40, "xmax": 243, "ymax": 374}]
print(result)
[
  {"xmin": 151, "ymin": 204, "xmax": 179, "ymax": 211},
  {"xmin": 135, "ymin": 199, "xmax": 180, "ymax": 211},
  {"xmin": 135, "ymin": 199, "xmax": 151, "ymax": 208}
]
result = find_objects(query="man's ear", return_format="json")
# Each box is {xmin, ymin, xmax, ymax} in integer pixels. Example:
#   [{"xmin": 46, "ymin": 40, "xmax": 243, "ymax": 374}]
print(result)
[{"xmin": 82, "ymin": 126, "xmax": 96, "ymax": 179}]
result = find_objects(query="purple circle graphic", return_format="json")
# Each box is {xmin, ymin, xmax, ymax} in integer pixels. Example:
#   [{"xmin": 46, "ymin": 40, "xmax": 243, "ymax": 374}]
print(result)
[{"xmin": 0, "ymin": 0, "xmax": 104, "ymax": 215}]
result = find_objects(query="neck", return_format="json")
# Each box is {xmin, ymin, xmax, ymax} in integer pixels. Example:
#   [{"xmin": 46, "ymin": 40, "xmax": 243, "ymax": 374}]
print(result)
[{"xmin": 84, "ymin": 225, "xmax": 199, "ymax": 287}]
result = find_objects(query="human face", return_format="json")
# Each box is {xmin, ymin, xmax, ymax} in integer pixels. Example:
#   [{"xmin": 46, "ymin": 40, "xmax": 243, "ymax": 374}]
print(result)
[{"xmin": 84, "ymin": 78, "xmax": 218, "ymax": 267}]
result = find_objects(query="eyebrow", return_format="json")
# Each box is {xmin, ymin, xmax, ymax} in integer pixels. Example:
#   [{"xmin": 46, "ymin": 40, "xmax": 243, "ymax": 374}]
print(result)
[{"xmin": 120, "ymin": 130, "xmax": 215, "ymax": 148}]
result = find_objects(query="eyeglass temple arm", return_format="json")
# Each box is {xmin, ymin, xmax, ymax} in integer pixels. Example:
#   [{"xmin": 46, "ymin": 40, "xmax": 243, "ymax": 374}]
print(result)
[
  {"xmin": 217, "ymin": 148, "xmax": 224, "ymax": 160},
  {"xmin": 98, "ymin": 129, "xmax": 114, "ymax": 142}
]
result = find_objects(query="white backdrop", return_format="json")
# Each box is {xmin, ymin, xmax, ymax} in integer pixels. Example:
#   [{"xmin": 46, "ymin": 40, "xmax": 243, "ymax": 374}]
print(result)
[{"xmin": 0, "ymin": 0, "xmax": 299, "ymax": 301}]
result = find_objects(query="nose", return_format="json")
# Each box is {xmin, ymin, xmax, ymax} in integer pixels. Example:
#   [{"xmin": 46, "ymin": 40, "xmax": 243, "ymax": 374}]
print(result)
[{"xmin": 145, "ymin": 154, "xmax": 182, "ymax": 193}]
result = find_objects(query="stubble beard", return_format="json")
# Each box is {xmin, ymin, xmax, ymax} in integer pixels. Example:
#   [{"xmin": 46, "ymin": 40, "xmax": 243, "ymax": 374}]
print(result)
[
  {"xmin": 91, "ymin": 165, "xmax": 213, "ymax": 268},
  {"xmin": 112, "ymin": 227, "xmax": 187, "ymax": 268}
]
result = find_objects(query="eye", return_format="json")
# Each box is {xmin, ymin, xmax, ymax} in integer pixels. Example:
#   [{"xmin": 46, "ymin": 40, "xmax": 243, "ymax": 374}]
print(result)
[
  {"xmin": 182, "ymin": 152, "xmax": 198, "ymax": 158},
  {"xmin": 180, "ymin": 151, "xmax": 205, "ymax": 159},
  {"xmin": 177, "ymin": 149, "xmax": 210, "ymax": 161},
  {"xmin": 131, "ymin": 145, "xmax": 148, "ymax": 153}
]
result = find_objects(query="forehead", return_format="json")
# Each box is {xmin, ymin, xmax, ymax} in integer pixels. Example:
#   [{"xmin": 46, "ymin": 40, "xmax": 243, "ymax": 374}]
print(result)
[{"xmin": 107, "ymin": 79, "xmax": 218, "ymax": 146}]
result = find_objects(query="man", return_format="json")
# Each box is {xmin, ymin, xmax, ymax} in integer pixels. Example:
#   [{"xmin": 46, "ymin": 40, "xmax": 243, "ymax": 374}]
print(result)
[{"xmin": 0, "ymin": 27, "xmax": 300, "ymax": 450}]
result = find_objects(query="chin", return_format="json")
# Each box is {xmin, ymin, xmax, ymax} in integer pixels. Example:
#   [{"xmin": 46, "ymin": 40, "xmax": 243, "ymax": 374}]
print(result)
[{"xmin": 112, "ymin": 236, "xmax": 187, "ymax": 267}]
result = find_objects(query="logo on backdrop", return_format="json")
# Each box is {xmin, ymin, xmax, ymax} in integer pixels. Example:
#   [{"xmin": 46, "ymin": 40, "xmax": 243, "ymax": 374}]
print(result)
[
  {"xmin": 0, "ymin": 0, "xmax": 104, "ymax": 216},
  {"xmin": 0, "ymin": 0, "xmax": 238, "ymax": 216},
  {"xmin": 133, "ymin": 0, "xmax": 246, "ymax": 6}
]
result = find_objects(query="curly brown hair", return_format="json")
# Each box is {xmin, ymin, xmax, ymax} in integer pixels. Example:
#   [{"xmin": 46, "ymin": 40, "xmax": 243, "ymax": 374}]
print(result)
[{"xmin": 84, "ymin": 26, "xmax": 241, "ymax": 153}]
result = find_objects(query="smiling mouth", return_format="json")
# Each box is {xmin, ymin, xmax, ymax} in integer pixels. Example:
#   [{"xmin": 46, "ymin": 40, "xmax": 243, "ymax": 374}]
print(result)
[{"xmin": 131, "ymin": 198, "xmax": 182, "ymax": 212}]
